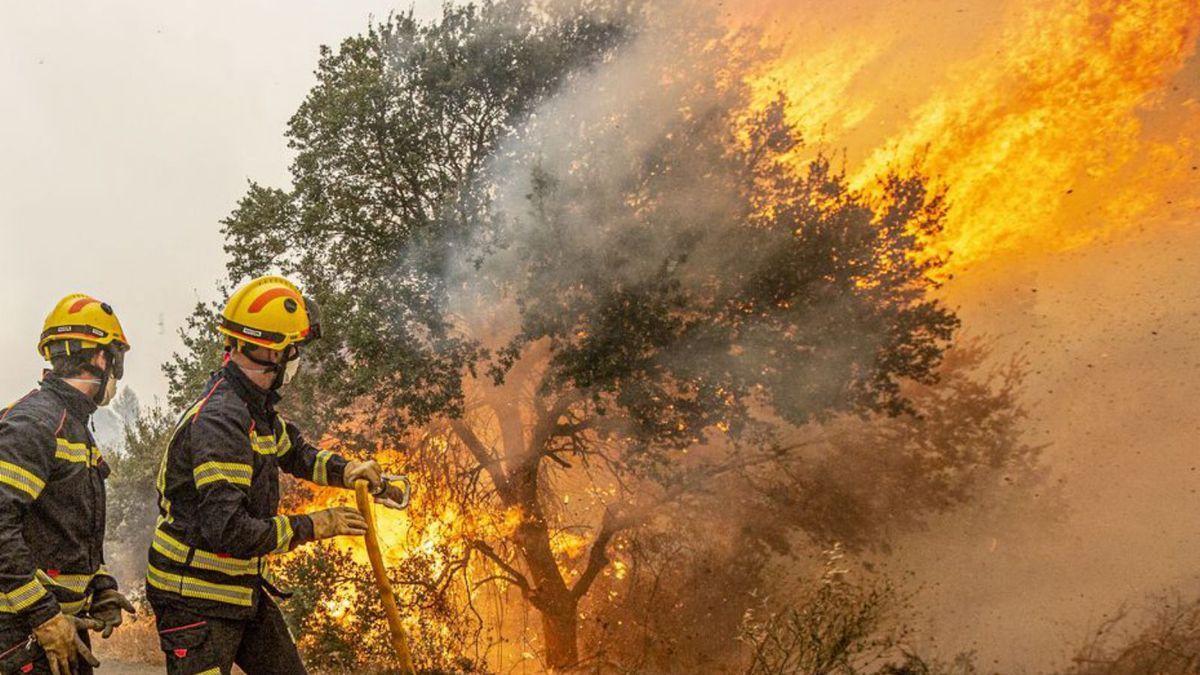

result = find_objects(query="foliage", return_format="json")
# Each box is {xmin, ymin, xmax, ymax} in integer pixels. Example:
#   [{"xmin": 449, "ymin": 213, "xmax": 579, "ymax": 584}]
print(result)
[
  {"xmin": 276, "ymin": 543, "xmax": 487, "ymax": 674},
  {"xmin": 583, "ymin": 340, "xmax": 1041, "ymax": 670},
  {"xmin": 167, "ymin": 1, "xmax": 631, "ymax": 432},
  {"xmin": 162, "ymin": 301, "xmax": 225, "ymax": 411},
  {"xmin": 750, "ymin": 339, "xmax": 1043, "ymax": 550}
]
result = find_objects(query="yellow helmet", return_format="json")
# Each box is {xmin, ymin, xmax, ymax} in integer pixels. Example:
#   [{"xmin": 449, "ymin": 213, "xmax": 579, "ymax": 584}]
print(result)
[
  {"xmin": 39, "ymin": 294, "xmax": 131, "ymax": 361},
  {"xmin": 218, "ymin": 275, "xmax": 321, "ymax": 351}
]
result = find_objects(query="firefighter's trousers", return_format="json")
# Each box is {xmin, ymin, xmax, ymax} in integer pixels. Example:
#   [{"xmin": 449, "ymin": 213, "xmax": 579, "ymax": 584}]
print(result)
[{"xmin": 149, "ymin": 595, "xmax": 306, "ymax": 675}]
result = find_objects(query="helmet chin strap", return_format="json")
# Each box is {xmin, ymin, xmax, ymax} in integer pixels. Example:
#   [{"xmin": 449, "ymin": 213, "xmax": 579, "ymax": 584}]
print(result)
[
  {"xmin": 233, "ymin": 343, "xmax": 292, "ymax": 391},
  {"xmin": 71, "ymin": 356, "xmax": 115, "ymax": 406}
]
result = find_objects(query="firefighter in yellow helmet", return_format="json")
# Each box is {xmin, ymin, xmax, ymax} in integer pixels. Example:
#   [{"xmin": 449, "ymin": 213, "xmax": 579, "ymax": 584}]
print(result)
[
  {"xmin": 0, "ymin": 295, "xmax": 136, "ymax": 674},
  {"xmin": 146, "ymin": 276, "xmax": 408, "ymax": 674}
]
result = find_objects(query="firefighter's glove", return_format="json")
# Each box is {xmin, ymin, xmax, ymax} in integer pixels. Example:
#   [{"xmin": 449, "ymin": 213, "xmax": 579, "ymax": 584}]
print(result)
[
  {"xmin": 309, "ymin": 506, "xmax": 368, "ymax": 540},
  {"xmin": 343, "ymin": 460, "xmax": 383, "ymax": 492},
  {"xmin": 374, "ymin": 474, "xmax": 411, "ymax": 511},
  {"xmin": 89, "ymin": 588, "xmax": 136, "ymax": 638},
  {"xmin": 34, "ymin": 612, "xmax": 101, "ymax": 675}
]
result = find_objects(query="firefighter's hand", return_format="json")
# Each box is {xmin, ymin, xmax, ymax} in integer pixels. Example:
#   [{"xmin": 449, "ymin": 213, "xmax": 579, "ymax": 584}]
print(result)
[
  {"xmin": 374, "ymin": 474, "xmax": 411, "ymax": 511},
  {"xmin": 35, "ymin": 612, "xmax": 100, "ymax": 675},
  {"xmin": 343, "ymin": 460, "xmax": 383, "ymax": 492},
  {"xmin": 88, "ymin": 588, "xmax": 136, "ymax": 638},
  {"xmin": 309, "ymin": 506, "xmax": 368, "ymax": 539}
]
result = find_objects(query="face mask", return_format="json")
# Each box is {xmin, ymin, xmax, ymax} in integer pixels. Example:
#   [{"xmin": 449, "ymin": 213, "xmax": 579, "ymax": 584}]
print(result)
[
  {"xmin": 64, "ymin": 346, "xmax": 121, "ymax": 406},
  {"xmin": 237, "ymin": 344, "xmax": 300, "ymax": 390},
  {"xmin": 63, "ymin": 375, "xmax": 116, "ymax": 406},
  {"xmin": 282, "ymin": 357, "xmax": 301, "ymax": 387},
  {"xmin": 98, "ymin": 377, "xmax": 118, "ymax": 406}
]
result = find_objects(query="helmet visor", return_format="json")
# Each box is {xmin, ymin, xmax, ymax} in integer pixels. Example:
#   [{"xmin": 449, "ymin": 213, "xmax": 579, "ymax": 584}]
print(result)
[
  {"xmin": 303, "ymin": 297, "xmax": 322, "ymax": 342},
  {"xmin": 107, "ymin": 345, "xmax": 127, "ymax": 380}
]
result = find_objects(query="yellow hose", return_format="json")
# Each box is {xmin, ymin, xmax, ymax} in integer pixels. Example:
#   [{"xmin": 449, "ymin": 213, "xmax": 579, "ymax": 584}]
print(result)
[{"xmin": 354, "ymin": 480, "xmax": 416, "ymax": 674}]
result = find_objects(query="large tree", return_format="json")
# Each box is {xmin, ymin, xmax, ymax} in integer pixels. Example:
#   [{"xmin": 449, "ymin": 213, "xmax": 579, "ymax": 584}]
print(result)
[{"xmin": 169, "ymin": 3, "xmax": 1038, "ymax": 669}]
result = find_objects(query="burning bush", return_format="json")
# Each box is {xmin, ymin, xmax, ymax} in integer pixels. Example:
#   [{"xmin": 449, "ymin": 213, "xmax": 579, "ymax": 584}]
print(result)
[{"xmin": 276, "ymin": 544, "xmax": 486, "ymax": 673}]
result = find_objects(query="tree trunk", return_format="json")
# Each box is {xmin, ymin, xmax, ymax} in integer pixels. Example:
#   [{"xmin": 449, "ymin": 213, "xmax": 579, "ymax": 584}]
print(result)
[
  {"xmin": 510, "ymin": 462, "xmax": 584, "ymax": 670},
  {"xmin": 457, "ymin": 399, "xmax": 591, "ymax": 671},
  {"xmin": 540, "ymin": 595, "xmax": 580, "ymax": 670}
]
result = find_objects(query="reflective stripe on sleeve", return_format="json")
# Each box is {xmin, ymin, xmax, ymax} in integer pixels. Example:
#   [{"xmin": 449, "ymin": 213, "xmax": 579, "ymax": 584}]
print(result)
[
  {"xmin": 0, "ymin": 578, "xmax": 49, "ymax": 614},
  {"xmin": 0, "ymin": 460, "xmax": 45, "ymax": 499},
  {"xmin": 270, "ymin": 516, "xmax": 294, "ymax": 554},
  {"xmin": 54, "ymin": 439, "xmax": 103, "ymax": 467},
  {"xmin": 34, "ymin": 570, "xmax": 92, "ymax": 595},
  {"xmin": 193, "ymin": 461, "xmax": 253, "ymax": 488},
  {"xmin": 275, "ymin": 423, "xmax": 292, "ymax": 457},
  {"xmin": 249, "ymin": 432, "xmax": 277, "ymax": 456},
  {"xmin": 313, "ymin": 450, "xmax": 333, "ymax": 486},
  {"xmin": 59, "ymin": 598, "xmax": 87, "ymax": 616}
]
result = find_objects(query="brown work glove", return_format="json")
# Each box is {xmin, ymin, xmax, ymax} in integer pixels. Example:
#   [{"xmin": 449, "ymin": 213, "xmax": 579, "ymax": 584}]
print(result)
[
  {"xmin": 343, "ymin": 460, "xmax": 383, "ymax": 491},
  {"xmin": 345, "ymin": 461, "xmax": 410, "ymax": 511},
  {"xmin": 308, "ymin": 506, "xmax": 368, "ymax": 540},
  {"xmin": 88, "ymin": 588, "xmax": 136, "ymax": 638},
  {"xmin": 34, "ymin": 613, "xmax": 101, "ymax": 675}
]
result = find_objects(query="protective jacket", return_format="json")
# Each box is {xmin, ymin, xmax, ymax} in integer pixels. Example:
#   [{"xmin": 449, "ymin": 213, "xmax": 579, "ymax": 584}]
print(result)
[
  {"xmin": 146, "ymin": 362, "xmax": 348, "ymax": 619},
  {"xmin": 0, "ymin": 374, "xmax": 117, "ymax": 630}
]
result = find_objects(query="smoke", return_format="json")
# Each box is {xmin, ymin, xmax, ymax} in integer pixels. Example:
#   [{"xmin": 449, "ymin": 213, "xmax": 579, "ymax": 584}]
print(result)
[
  {"xmin": 431, "ymin": 0, "xmax": 1200, "ymax": 671},
  {"xmin": 446, "ymin": 0, "xmax": 750, "ymax": 322},
  {"xmin": 885, "ymin": 220, "xmax": 1200, "ymax": 671}
]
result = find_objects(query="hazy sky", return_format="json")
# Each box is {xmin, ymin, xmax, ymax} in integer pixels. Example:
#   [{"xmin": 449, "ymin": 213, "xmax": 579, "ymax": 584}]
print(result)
[{"xmin": 0, "ymin": 0, "xmax": 439, "ymax": 405}]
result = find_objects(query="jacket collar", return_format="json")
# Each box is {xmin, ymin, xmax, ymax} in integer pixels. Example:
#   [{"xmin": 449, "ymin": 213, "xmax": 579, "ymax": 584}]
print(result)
[
  {"xmin": 220, "ymin": 361, "xmax": 280, "ymax": 415},
  {"xmin": 40, "ymin": 371, "xmax": 98, "ymax": 423}
]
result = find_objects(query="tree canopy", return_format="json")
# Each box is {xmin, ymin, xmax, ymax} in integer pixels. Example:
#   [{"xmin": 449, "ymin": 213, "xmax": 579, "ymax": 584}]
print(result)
[{"xmin": 166, "ymin": 2, "xmax": 1042, "ymax": 669}]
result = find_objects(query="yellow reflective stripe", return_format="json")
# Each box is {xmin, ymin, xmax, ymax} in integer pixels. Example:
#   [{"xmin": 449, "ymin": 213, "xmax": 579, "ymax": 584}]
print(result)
[
  {"xmin": 146, "ymin": 564, "xmax": 253, "ymax": 607},
  {"xmin": 249, "ymin": 432, "xmax": 277, "ymax": 456},
  {"xmin": 150, "ymin": 531, "xmax": 189, "ymax": 566},
  {"xmin": 313, "ymin": 450, "xmax": 333, "ymax": 486},
  {"xmin": 54, "ymin": 439, "xmax": 103, "ymax": 467},
  {"xmin": 59, "ymin": 598, "xmax": 87, "ymax": 616},
  {"xmin": 34, "ymin": 570, "xmax": 92, "ymax": 595},
  {"xmin": 158, "ymin": 400, "xmax": 204, "ymax": 520},
  {"xmin": 270, "ymin": 516, "xmax": 293, "ymax": 554},
  {"xmin": 193, "ymin": 461, "xmax": 252, "ymax": 488},
  {"xmin": 152, "ymin": 527, "xmax": 260, "ymax": 576},
  {"xmin": 275, "ymin": 423, "xmax": 292, "ymax": 457},
  {"xmin": 0, "ymin": 460, "xmax": 45, "ymax": 499},
  {"xmin": 197, "ymin": 670, "xmax": 220, "ymax": 675},
  {"xmin": 0, "ymin": 578, "xmax": 49, "ymax": 613}
]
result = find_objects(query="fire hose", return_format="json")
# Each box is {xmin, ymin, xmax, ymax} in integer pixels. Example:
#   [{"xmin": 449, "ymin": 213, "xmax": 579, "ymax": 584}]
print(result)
[{"xmin": 354, "ymin": 477, "xmax": 416, "ymax": 674}]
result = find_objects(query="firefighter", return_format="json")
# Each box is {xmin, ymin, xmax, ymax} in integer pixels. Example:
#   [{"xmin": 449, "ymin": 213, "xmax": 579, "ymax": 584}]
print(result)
[
  {"xmin": 0, "ymin": 294, "xmax": 136, "ymax": 675},
  {"xmin": 146, "ymin": 275, "xmax": 408, "ymax": 675}
]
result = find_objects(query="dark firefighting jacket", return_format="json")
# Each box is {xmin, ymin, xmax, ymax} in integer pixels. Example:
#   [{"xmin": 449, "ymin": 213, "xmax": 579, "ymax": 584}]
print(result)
[
  {"xmin": 0, "ymin": 374, "xmax": 117, "ymax": 630},
  {"xmin": 146, "ymin": 362, "xmax": 348, "ymax": 619}
]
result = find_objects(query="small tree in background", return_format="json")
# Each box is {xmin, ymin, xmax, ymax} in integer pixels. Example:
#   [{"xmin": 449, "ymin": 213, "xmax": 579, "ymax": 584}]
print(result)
[{"xmin": 106, "ymin": 406, "xmax": 174, "ymax": 589}]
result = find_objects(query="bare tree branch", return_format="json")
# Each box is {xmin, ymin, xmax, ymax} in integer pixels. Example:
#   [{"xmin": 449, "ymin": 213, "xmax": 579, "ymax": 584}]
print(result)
[
  {"xmin": 470, "ymin": 539, "xmax": 531, "ymax": 596},
  {"xmin": 451, "ymin": 419, "xmax": 511, "ymax": 499}
]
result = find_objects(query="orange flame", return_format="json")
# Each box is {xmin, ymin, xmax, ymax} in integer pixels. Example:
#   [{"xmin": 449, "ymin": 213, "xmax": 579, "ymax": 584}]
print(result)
[{"xmin": 744, "ymin": 0, "xmax": 1200, "ymax": 270}]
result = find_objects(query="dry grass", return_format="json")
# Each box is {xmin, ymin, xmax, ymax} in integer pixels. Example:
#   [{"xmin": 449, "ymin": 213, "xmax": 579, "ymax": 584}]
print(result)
[
  {"xmin": 87, "ymin": 611, "xmax": 357, "ymax": 674},
  {"xmin": 91, "ymin": 613, "xmax": 163, "ymax": 667}
]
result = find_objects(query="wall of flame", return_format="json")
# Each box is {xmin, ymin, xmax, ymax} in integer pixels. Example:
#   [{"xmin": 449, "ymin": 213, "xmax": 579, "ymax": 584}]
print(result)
[{"xmin": 742, "ymin": 0, "xmax": 1198, "ymax": 270}]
